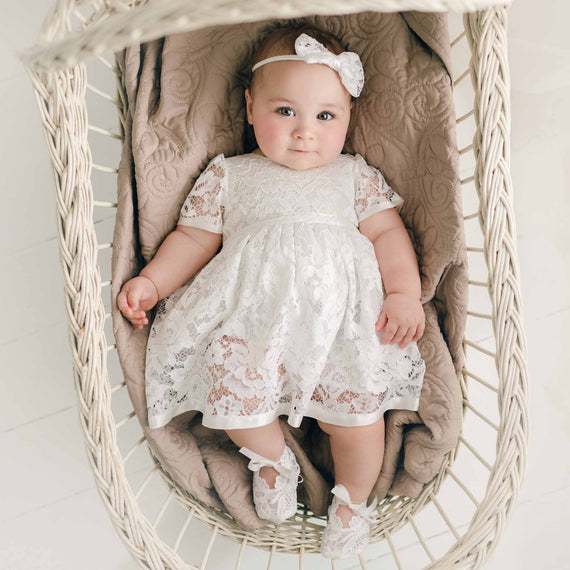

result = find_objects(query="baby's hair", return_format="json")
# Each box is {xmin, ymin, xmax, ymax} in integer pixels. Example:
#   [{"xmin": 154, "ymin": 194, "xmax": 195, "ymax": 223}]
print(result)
[{"xmin": 250, "ymin": 22, "xmax": 346, "ymax": 93}]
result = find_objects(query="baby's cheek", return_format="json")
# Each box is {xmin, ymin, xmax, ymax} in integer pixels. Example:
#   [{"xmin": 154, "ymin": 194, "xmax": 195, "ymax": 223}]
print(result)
[
  {"xmin": 329, "ymin": 125, "xmax": 350, "ymax": 154},
  {"xmin": 258, "ymin": 124, "xmax": 278, "ymax": 143},
  {"xmin": 255, "ymin": 116, "xmax": 282, "ymax": 146}
]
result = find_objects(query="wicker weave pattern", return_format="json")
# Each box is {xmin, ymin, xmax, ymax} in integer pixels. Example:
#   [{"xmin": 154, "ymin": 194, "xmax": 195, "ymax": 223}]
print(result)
[
  {"xmin": 24, "ymin": 2, "xmax": 528, "ymax": 569},
  {"xmin": 28, "ymin": 64, "xmax": 188, "ymax": 569},
  {"xmin": 24, "ymin": 0, "xmax": 513, "ymax": 72}
]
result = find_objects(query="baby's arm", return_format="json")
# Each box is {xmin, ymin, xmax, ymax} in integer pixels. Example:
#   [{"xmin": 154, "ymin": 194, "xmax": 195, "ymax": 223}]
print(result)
[
  {"xmin": 359, "ymin": 209, "xmax": 424, "ymax": 348},
  {"xmin": 117, "ymin": 226, "xmax": 222, "ymax": 329}
]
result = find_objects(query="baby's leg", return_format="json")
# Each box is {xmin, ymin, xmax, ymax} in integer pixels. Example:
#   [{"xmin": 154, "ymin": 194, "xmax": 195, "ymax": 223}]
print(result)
[
  {"xmin": 225, "ymin": 417, "xmax": 286, "ymax": 489},
  {"xmin": 318, "ymin": 417, "xmax": 385, "ymax": 527}
]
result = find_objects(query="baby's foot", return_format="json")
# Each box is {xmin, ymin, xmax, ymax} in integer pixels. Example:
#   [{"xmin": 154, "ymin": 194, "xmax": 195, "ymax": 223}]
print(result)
[
  {"xmin": 240, "ymin": 445, "xmax": 302, "ymax": 523},
  {"xmin": 259, "ymin": 465, "xmax": 279, "ymax": 489},
  {"xmin": 334, "ymin": 503, "xmax": 357, "ymax": 527},
  {"xmin": 320, "ymin": 485, "xmax": 379, "ymax": 560}
]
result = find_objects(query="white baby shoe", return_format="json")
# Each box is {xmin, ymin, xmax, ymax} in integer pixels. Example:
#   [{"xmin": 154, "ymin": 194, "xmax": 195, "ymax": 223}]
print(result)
[
  {"xmin": 320, "ymin": 484, "xmax": 379, "ymax": 560},
  {"xmin": 239, "ymin": 444, "xmax": 303, "ymax": 524}
]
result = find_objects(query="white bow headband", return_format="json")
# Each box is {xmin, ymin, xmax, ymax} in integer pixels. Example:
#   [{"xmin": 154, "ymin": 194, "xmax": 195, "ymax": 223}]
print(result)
[{"xmin": 251, "ymin": 33, "xmax": 364, "ymax": 98}]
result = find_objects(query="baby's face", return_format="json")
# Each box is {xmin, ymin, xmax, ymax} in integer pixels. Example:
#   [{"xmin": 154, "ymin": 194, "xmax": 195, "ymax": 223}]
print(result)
[{"xmin": 245, "ymin": 60, "xmax": 352, "ymax": 170}]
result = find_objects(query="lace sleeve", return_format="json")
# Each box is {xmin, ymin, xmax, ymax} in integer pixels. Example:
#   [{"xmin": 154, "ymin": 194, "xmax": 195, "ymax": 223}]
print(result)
[
  {"xmin": 353, "ymin": 154, "xmax": 403, "ymax": 223},
  {"xmin": 178, "ymin": 153, "xmax": 225, "ymax": 233}
]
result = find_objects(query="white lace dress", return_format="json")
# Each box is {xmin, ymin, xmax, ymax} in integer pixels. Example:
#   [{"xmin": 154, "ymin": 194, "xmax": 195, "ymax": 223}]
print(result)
[{"xmin": 145, "ymin": 152, "xmax": 425, "ymax": 430}]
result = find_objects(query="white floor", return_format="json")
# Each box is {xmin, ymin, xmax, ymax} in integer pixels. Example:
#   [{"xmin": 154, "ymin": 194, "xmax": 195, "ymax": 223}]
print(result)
[{"xmin": 1, "ymin": 1, "xmax": 569, "ymax": 569}]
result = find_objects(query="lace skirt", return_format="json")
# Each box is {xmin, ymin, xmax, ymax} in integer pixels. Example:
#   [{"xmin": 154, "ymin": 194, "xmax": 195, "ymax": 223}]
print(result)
[{"xmin": 145, "ymin": 218, "xmax": 425, "ymax": 430}]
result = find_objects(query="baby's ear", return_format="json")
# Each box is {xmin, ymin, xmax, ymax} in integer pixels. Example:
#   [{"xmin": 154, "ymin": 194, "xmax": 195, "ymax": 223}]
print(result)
[{"xmin": 245, "ymin": 89, "xmax": 253, "ymax": 125}]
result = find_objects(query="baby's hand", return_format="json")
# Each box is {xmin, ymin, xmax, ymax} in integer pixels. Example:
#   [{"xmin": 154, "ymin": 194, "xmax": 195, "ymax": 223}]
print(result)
[
  {"xmin": 375, "ymin": 293, "xmax": 425, "ymax": 349},
  {"xmin": 117, "ymin": 276, "xmax": 159, "ymax": 330}
]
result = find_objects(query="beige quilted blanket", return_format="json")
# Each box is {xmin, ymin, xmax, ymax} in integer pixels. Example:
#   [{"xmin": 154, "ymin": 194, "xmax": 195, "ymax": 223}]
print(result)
[{"xmin": 112, "ymin": 12, "xmax": 466, "ymax": 531}]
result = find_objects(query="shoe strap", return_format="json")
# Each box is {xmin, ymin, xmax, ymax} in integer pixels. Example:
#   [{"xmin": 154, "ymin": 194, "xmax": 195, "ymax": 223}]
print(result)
[
  {"xmin": 239, "ymin": 446, "xmax": 304, "ymax": 484},
  {"xmin": 331, "ymin": 484, "xmax": 378, "ymax": 522}
]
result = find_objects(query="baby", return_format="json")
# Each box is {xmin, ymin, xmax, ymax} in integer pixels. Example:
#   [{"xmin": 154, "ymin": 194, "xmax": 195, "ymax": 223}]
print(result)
[{"xmin": 118, "ymin": 23, "xmax": 425, "ymax": 560}]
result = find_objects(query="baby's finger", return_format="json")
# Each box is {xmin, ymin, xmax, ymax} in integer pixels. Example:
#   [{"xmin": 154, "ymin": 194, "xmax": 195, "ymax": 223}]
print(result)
[
  {"xmin": 129, "ymin": 308, "xmax": 146, "ymax": 319},
  {"xmin": 392, "ymin": 327, "xmax": 408, "ymax": 347},
  {"xmin": 130, "ymin": 312, "xmax": 148, "ymax": 323},
  {"xmin": 126, "ymin": 288, "xmax": 145, "ymax": 311},
  {"xmin": 131, "ymin": 318, "xmax": 148, "ymax": 329},
  {"xmin": 412, "ymin": 322, "xmax": 425, "ymax": 342},
  {"xmin": 131, "ymin": 308, "xmax": 148, "ymax": 320},
  {"xmin": 398, "ymin": 328, "xmax": 415, "ymax": 349},
  {"xmin": 381, "ymin": 322, "xmax": 399, "ymax": 344},
  {"xmin": 375, "ymin": 311, "xmax": 388, "ymax": 331},
  {"xmin": 117, "ymin": 290, "xmax": 130, "ymax": 315}
]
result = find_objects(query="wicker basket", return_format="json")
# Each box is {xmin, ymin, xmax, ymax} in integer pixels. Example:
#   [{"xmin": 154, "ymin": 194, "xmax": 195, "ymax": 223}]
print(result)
[{"xmin": 23, "ymin": 1, "xmax": 528, "ymax": 568}]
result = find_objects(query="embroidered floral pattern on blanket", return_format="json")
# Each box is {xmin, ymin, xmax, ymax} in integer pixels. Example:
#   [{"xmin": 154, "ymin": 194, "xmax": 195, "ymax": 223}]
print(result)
[{"xmin": 145, "ymin": 152, "xmax": 425, "ymax": 430}]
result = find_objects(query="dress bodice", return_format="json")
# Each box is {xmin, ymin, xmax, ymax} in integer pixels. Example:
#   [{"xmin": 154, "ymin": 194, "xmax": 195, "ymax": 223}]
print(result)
[
  {"xmin": 222, "ymin": 154, "xmax": 359, "ymax": 243},
  {"xmin": 177, "ymin": 152, "xmax": 404, "ymax": 245}
]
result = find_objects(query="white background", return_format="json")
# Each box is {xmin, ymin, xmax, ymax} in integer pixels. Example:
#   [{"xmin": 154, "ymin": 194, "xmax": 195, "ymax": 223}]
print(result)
[{"xmin": 1, "ymin": 0, "xmax": 568, "ymax": 568}]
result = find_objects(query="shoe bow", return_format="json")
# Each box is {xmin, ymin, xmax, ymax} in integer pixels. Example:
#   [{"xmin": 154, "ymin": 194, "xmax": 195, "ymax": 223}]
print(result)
[
  {"xmin": 239, "ymin": 447, "xmax": 304, "ymax": 484},
  {"xmin": 331, "ymin": 484, "xmax": 378, "ymax": 523}
]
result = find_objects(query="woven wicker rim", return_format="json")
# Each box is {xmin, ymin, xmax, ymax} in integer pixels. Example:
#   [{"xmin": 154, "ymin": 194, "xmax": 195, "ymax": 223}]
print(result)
[{"xmin": 23, "ymin": 0, "xmax": 513, "ymax": 72}]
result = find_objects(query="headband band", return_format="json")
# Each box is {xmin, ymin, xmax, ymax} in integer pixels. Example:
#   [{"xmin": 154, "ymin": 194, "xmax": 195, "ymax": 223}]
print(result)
[{"xmin": 251, "ymin": 33, "xmax": 364, "ymax": 98}]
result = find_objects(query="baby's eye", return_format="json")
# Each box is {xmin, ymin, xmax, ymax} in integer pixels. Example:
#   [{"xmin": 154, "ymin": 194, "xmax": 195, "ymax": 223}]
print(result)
[
  {"xmin": 276, "ymin": 107, "xmax": 294, "ymax": 117},
  {"xmin": 317, "ymin": 111, "xmax": 334, "ymax": 121}
]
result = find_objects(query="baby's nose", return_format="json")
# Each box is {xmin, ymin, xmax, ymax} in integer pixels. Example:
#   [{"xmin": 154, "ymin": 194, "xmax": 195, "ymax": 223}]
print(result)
[{"xmin": 293, "ymin": 122, "xmax": 314, "ymax": 140}]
